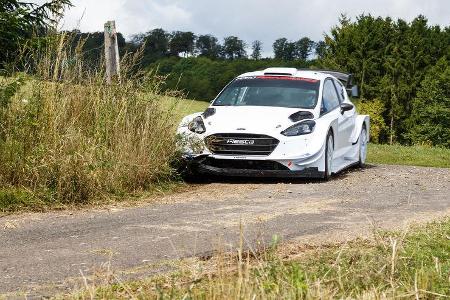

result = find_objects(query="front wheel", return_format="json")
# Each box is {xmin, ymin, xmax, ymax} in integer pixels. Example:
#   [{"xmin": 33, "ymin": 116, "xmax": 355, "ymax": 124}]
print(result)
[
  {"xmin": 324, "ymin": 131, "xmax": 334, "ymax": 180},
  {"xmin": 358, "ymin": 126, "xmax": 368, "ymax": 168}
]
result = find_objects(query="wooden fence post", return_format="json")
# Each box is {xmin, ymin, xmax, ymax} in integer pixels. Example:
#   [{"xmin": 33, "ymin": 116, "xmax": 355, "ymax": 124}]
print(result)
[{"xmin": 104, "ymin": 20, "xmax": 120, "ymax": 83}]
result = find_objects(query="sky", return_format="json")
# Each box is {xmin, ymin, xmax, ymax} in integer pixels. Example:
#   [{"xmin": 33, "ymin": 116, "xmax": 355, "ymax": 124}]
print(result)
[{"xmin": 41, "ymin": 0, "xmax": 450, "ymax": 55}]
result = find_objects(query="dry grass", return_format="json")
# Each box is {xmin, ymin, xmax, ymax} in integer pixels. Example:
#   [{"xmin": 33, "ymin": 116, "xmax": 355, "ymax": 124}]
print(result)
[
  {"xmin": 0, "ymin": 33, "xmax": 190, "ymax": 211},
  {"xmin": 60, "ymin": 219, "xmax": 450, "ymax": 299}
]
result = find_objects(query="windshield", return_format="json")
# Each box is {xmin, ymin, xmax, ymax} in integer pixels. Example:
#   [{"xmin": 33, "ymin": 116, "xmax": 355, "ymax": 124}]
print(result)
[{"xmin": 213, "ymin": 76, "xmax": 320, "ymax": 109}]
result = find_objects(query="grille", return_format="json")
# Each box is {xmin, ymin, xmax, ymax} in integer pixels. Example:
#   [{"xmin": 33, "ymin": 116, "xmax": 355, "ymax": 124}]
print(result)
[
  {"xmin": 205, "ymin": 133, "xmax": 279, "ymax": 156},
  {"xmin": 203, "ymin": 158, "xmax": 289, "ymax": 171}
]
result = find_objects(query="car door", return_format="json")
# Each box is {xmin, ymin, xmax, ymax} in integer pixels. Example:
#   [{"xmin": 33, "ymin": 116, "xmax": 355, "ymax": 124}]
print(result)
[
  {"xmin": 320, "ymin": 78, "xmax": 349, "ymax": 158},
  {"xmin": 333, "ymin": 79, "xmax": 356, "ymax": 152}
]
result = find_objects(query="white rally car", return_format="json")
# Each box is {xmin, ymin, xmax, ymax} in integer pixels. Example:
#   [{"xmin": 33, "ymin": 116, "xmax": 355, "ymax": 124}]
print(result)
[{"xmin": 177, "ymin": 68, "xmax": 369, "ymax": 179}]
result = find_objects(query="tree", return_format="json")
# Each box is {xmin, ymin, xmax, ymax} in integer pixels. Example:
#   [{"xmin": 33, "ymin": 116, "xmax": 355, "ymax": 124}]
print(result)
[
  {"xmin": 133, "ymin": 28, "xmax": 170, "ymax": 64},
  {"xmin": 406, "ymin": 58, "xmax": 450, "ymax": 147},
  {"xmin": 222, "ymin": 36, "xmax": 247, "ymax": 60},
  {"xmin": 251, "ymin": 40, "xmax": 262, "ymax": 60},
  {"xmin": 295, "ymin": 37, "xmax": 314, "ymax": 60},
  {"xmin": 196, "ymin": 34, "xmax": 221, "ymax": 59},
  {"xmin": 321, "ymin": 14, "xmax": 448, "ymax": 144},
  {"xmin": 273, "ymin": 38, "xmax": 288, "ymax": 60},
  {"xmin": 272, "ymin": 38, "xmax": 298, "ymax": 61},
  {"xmin": 0, "ymin": 0, "xmax": 72, "ymax": 67},
  {"xmin": 169, "ymin": 31, "xmax": 196, "ymax": 57},
  {"xmin": 315, "ymin": 40, "xmax": 327, "ymax": 59}
]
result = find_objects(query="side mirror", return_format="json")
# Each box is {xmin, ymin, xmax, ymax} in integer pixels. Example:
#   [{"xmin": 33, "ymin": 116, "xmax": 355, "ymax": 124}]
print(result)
[
  {"xmin": 346, "ymin": 85, "xmax": 359, "ymax": 98},
  {"xmin": 340, "ymin": 103, "xmax": 354, "ymax": 114}
]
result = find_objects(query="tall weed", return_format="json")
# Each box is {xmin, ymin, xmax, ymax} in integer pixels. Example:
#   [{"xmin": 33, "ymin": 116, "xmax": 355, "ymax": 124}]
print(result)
[{"xmin": 0, "ymin": 33, "xmax": 181, "ymax": 207}]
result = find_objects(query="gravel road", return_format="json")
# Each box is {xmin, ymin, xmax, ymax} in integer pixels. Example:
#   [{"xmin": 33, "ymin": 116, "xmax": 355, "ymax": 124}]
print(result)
[{"xmin": 1, "ymin": 164, "xmax": 449, "ymax": 297}]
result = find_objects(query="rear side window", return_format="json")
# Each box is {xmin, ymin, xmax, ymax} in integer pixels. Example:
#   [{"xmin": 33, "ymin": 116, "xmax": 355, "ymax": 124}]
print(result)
[
  {"xmin": 321, "ymin": 79, "xmax": 340, "ymax": 115},
  {"xmin": 334, "ymin": 80, "xmax": 346, "ymax": 103}
]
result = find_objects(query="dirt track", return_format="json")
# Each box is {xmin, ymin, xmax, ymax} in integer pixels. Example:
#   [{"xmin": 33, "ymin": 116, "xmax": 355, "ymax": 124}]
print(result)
[{"xmin": 1, "ymin": 164, "xmax": 449, "ymax": 296}]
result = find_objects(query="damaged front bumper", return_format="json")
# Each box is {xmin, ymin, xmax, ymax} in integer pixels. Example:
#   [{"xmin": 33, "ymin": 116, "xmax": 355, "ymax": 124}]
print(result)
[{"xmin": 185, "ymin": 155, "xmax": 325, "ymax": 178}]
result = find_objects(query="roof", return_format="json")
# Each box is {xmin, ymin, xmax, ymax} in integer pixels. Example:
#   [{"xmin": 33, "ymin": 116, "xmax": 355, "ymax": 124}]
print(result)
[{"xmin": 237, "ymin": 68, "xmax": 353, "ymax": 87}]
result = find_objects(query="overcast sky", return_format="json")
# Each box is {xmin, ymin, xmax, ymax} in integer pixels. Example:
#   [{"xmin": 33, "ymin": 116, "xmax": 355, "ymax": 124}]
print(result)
[{"xmin": 51, "ymin": 0, "xmax": 449, "ymax": 55}]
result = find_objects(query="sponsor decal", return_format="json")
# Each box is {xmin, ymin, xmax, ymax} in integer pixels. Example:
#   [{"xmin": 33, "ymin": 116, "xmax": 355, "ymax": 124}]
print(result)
[
  {"xmin": 226, "ymin": 139, "xmax": 255, "ymax": 145},
  {"xmin": 256, "ymin": 76, "xmax": 319, "ymax": 83}
]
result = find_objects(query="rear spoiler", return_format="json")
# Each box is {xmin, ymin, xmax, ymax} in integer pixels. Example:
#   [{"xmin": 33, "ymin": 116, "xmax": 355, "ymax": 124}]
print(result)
[
  {"xmin": 298, "ymin": 69, "xmax": 353, "ymax": 88},
  {"xmin": 318, "ymin": 71, "xmax": 353, "ymax": 88}
]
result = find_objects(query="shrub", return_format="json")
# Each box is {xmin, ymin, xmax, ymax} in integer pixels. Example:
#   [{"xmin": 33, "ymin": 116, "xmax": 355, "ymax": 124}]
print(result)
[
  {"xmin": 406, "ymin": 58, "xmax": 450, "ymax": 147},
  {"xmin": 355, "ymin": 98, "xmax": 388, "ymax": 143},
  {"xmin": 0, "ymin": 33, "xmax": 181, "ymax": 208}
]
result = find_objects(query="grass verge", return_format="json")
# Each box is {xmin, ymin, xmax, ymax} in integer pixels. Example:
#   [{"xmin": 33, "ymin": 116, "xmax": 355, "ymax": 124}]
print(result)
[
  {"xmin": 367, "ymin": 143, "xmax": 450, "ymax": 168},
  {"xmin": 0, "ymin": 33, "xmax": 194, "ymax": 213},
  {"xmin": 65, "ymin": 218, "xmax": 450, "ymax": 299}
]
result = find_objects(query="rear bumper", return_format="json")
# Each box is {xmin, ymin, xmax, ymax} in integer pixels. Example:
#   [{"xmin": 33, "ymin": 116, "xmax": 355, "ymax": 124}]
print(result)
[{"xmin": 188, "ymin": 156, "xmax": 324, "ymax": 178}]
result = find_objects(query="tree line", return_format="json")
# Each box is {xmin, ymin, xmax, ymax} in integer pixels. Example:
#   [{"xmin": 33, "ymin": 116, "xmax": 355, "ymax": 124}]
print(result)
[{"xmin": 60, "ymin": 28, "xmax": 325, "ymax": 67}]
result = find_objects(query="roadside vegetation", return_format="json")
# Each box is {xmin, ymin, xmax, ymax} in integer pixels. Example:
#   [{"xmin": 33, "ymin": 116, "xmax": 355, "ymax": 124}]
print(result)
[
  {"xmin": 65, "ymin": 218, "xmax": 450, "ymax": 299},
  {"xmin": 0, "ymin": 32, "xmax": 187, "ymax": 213},
  {"xmin": 368, "ymin": 144, "xmax": 450, "ymax": 168}
]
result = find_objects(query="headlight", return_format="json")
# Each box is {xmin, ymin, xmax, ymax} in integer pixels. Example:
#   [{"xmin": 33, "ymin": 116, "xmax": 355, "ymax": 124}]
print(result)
[
  {"xmin": 281, "ymin": 120, "xmax": 316, "ymax": 136},
  {"xmin": 188, "ymin": 116, "xmax": 206, "ymax": 134}
]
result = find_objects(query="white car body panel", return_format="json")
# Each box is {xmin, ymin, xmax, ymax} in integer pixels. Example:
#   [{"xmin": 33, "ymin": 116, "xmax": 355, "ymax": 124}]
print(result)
[{"xmin": 177, "ymin": 68, "xmax": 370, "ymax": 178}]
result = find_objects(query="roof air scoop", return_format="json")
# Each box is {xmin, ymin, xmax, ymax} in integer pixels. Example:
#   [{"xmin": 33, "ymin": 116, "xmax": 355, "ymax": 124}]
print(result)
[
  {"xmin": 202, "ymin": 107, "xmax": 216, "ymax": 119},
  {"xmin": 263, "ymin": 67, "xmax": 297, "ymax": 76}
]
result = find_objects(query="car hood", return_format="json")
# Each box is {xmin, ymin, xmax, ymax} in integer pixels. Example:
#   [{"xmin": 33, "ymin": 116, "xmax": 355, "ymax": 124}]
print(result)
[{"xmin": 204, "ymin": 106, "xmax": 314, "ymax": 134}]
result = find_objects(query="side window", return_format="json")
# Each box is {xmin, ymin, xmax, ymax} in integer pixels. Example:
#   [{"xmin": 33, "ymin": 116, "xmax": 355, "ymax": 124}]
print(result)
[
  {"xmin": 334, "ymin": 80, "xmax": 346, "ymax": 103},
  {"xmin": 321, "ymin": 79, "xmax": 340, "ymax": 115}
]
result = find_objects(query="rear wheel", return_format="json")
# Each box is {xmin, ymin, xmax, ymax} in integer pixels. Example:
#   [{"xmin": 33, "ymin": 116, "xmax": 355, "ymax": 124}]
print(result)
[
  {"xmin": 324, "ymin": 131, "xmax": 334, "ymax": 180},
  {"xmin": 358, "ymin": 126, "xmax": 368, "ymax": 167}
]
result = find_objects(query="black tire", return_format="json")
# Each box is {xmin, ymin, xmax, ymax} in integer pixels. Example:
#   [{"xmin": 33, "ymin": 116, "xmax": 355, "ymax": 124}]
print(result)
[
  {"xmin": 324, "ymin": 131, "xmax": 334, "ymax": 181},
  {"xmin": 358, "ymin": 125, "xmax": 368, "ymax": 168}
]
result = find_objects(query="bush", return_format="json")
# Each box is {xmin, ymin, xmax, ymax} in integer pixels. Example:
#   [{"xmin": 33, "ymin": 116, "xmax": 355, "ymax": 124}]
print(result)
[
  {"xmin": 354, "ymin": 98, "xmax": 387, "ymax": 143},
  {"xmin": 406, "ymin": 58, "xmax": 450, "ymax": 147},
  {"xmin": 0, "ymin": 33, "xmax": 181, "ymax": 209}
]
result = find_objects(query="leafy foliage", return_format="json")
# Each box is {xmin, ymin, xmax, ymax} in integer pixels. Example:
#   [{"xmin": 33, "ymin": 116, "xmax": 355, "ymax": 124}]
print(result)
[
  {"xmin": 169, "ymin": 31, "xmax": 196, "ymax": 57},
  {"xmin": 251, "ymin": 40, "xmax": 262, "ymax": 60},
  {"xmin": 222, "ymin": 36, "xmax": 247, "ymax": 59},
  {"xmin": 273, "ymin": 37, "xmax": 315, "ymax": 61},
  {"xmin": 0, "ymin": 0, "xmax": 72, "ymax": 68},
  {"xmin": 321, "ymin": 14, "xmax": 449, "ymax": 145},
  {"xmin": 196, "ymin": 34, "xmax": 221, "ymax": 59},
  {"xmin": 406, "ymin": 58, "xmax": 450, "ymax": 147},
  {"xmin": 355, "ymin": 99, "xmax": 387, "ymax": 143}
]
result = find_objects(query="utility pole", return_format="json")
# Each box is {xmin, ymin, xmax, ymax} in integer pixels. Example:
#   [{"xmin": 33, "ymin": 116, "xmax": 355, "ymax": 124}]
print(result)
[{"xmin": 104, "ymin": 20, "xmax": 120, "ymax": 84}]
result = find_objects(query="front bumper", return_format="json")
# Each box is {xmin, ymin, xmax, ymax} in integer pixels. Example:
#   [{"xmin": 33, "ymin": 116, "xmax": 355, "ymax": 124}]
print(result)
[{"xmin": 187, "ymin": 156, "xmax": 325, "ymax": 178}]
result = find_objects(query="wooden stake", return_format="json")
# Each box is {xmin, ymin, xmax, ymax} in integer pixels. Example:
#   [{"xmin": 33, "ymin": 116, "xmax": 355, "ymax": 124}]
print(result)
[{"xmin": 104, "ymin": 20, "xmax": 120, "ymax": 83}]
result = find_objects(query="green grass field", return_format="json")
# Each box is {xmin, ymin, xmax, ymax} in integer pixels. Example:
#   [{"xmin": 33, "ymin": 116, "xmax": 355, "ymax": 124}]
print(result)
[
  {"xmin": 367, "ymin": 143, "xmax": 450, "ymax": 168},
  {"xmin": 67, "ymin": 218, "xmax": 450, "ymax": 299}
]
